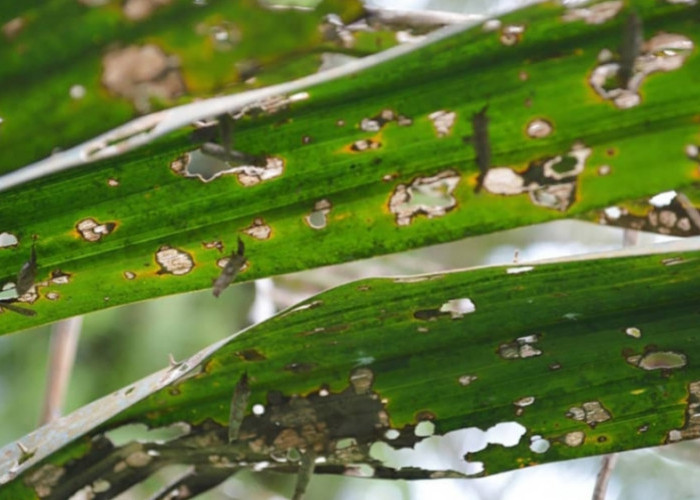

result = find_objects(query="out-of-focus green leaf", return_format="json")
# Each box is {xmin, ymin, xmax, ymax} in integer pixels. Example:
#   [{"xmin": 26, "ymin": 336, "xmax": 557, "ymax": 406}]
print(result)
[
  {"xmin": 2, "ymin": 242, "xmax": 699, "ymax": 497},
  {"xmin": 0, "ymin": 0, "xmax": 371, "ymax": 169}
]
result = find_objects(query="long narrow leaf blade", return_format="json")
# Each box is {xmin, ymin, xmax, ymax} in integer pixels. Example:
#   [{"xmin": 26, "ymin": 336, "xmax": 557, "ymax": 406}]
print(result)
[
  {"xmin": 1, "ymin": 241, "xmax": 699, "ymax": 496},
  {"xmin": 1, "ymin": 1, "xmax": 699, "ymax": 335}
]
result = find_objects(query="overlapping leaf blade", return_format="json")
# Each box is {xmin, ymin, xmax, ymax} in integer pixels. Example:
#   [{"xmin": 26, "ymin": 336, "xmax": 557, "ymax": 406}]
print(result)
[
  {"xmin": 2, "ymin": 242, "xmax": 699, "ymax": 497},
  {"xmin": 1, "ymin": 0, "xmax": 699, "ymax": 335}
]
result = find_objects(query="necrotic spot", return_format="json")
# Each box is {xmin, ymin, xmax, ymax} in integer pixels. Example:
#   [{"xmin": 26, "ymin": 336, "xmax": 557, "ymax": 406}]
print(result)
[
  {"xmin": 69, "ymin": 84, "xmax": 86, "ymax": 100},
  {"xmin": 562, "ymin": 1, "xmax": 623, "ymax": 24},
  {"xmin": 50, "ymin": 270, "xmax": 71, "ymax": 285},
  {"xmin": 439, "ymin": 298, "xmax": 476, "ymax": 318},
  {"xmin": 631, "ymin": 351, "xmax": 687, "ymax": 370},
  {"xmin": 588, "ymin": 32, "xmax": 694, "ymax": 109},
  {"xmin": 526, "ymin": 119, "xmax": 553, "ymax": 139},
  {"xmin": 2, "ymin": 17, "xmax": 24, "ymax": 40},
  {"xmin": 350, "ymin": 139, "xmax": 381, "ymax": 152},
  {"xmin": 564, "ymin": 431, "xmax": 585, "ymax": 447},
  {"xmin": 76, "ymin": 218, "xmax": 116, "ymax": 242},
  {"xmin": 102, "ymin": 44, "xmax": 185, "ymax": 113},
  {"xmin": 428, "ymin": 110, "xmax": 456, "ymax": 137},
  {"xmin": 500, "ymin": 24, "xmax": 525, "ymax": 45},
  {"xmin": 171, "ymin": 150, "xmax": 284, "ymax": 185},
  {"xmin": 205, "ymin": 21, "xmax": 240, "ymax": 51},
  {"xmin": 0, "ymin": 232, "xmax": 18, "ymax": 248},
  {"xmin": 529, "ymin": 436, "xmax": 550, "ymax": 454},
  {"xmin": 458, "ymin": 375, "xmax": 477, "ymax": 386},
  {"xmin": 155, "ymin": 246, "xmax": 194, "ymax": 275},
  {"xmin": 305, "ymin": 200, "xmax": 332, "ymax": 229},
  {"xmin": 244, "ymin": 217, "xmax": 272, "ymax": 239},
  {"xmin": 625, "ymin": 326, "xmax": 641, "ymax": 338},
  {"xmin": 123, "ymin": 0, "xmax": 172, "ymax": 21},
  {"xmin": 389, "ymin": 170, "xmax": 460, "ymax": 226}
]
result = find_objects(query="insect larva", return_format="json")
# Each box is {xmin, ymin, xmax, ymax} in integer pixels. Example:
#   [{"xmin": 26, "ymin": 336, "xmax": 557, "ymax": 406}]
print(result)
[
  {"xmin": 618, "ymin": 12, "xmax": 643, "ymax": 88},
  {"xmin": 0, "ymin": 244, "xmax": 37, "ymax": 316},
  {"xmin": 472, "ymin": 105, "xmax": 491, "ymax": 193},
  {"xmin": 213, "ymin": 237, "xmax": 247, "ymax": 298},
  {"xmin": 16, "ymin": 244, "xmax": 36, "ymax": 296},
  {"xmin": 199, "ymin": 114, "xmax": 262, "ymax": 165},
  {"xmin": 228, "ymin": 372, "xmax": 250, "ymax": 443}
]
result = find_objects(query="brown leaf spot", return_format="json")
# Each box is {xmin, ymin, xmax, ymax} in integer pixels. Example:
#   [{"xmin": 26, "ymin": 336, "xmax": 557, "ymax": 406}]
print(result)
[
  {"xmin": 102, "ymin": 44, "xmax": 185, "ymax": 113},
  {"xmin": 236, "ymin": 349, "xmax": 267, "ymax": 361},
  {"xmin": 155, "ymin": 246, "xmax": 194, "ymax": 275},
  {"xmin": 76, "ymin": 218, "xmax": 116, "ymax": 242},
  {"xmin": 244, "ymin": 218, "xmax": 272, "ymax": 240},
  {"xmin": 123, "ymin": 0, "xmax": 171, "ymax": 21}
]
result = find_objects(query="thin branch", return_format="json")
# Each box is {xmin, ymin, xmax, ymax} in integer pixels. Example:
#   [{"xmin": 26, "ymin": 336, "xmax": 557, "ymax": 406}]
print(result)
[
  {"xmin": 39, "ymin": 316, "xmax": 82, "ymax": 425},
  {"xmin": 1, "ymin": 333, "xmax": 228, "ymax": 476},
  {"xmin": 590, "ymin": 221, "xmax": 639, "ymax": 499},
  {"xmin": 591, "ymin": 223, "xmax": 637, "ymax": 500},
  {"xmin": 592, "ymin": 453, "xmax": 618, "ymax": 500}
]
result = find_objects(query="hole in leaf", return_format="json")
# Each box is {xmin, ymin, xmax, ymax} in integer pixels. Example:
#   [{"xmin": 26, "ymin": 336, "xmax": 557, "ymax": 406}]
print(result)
[{"xmin": 389, "ymin": 170, "xmax": 460, "ymax": 226}]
